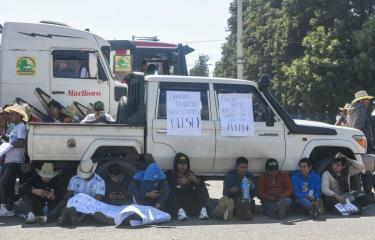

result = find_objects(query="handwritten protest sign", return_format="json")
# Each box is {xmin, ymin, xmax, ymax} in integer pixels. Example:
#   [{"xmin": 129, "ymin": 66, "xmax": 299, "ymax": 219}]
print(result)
[
  {"xmin": 67, "ymin": 193, "xmax": 171, "ymax": 227},
  {"xmin": 167, "ymin": 91, "xmax": 202, "ymax": 136},
  {"xmin": 218, "ymin": 93, "xmax": 254, "ymax": 136},
  {"xmin": 335, "ymin": 200, "xmax": 359, "ymax": 216}
]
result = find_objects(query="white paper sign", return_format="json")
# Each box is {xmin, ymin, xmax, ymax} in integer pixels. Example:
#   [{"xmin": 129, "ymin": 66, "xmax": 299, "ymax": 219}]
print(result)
[
  {"xmin": 334, "ymin": 199, "xmax": 359, "ymax": 215},
  {"xmin": 67, "ymin": 193, "xmax": 171, "ymax": 227},
  {"xmin": 218, "ymin": 93, "xmax": 254, "ymax": 136},
  {"xmin": 0, "ymin": 143, "xmax": 13, "ymax": 158},
  {"xmin": 167, "ymin": 91, "xmax": 202, "ymax": 136}
]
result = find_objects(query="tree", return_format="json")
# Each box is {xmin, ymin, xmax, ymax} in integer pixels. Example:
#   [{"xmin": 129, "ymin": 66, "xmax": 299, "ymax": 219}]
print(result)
[{"xmin": 190, "ymin": 55, "xmax": 210, "ymax": 77}]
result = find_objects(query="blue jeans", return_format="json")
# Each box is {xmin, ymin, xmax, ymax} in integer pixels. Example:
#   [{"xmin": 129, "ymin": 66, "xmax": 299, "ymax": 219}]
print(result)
[
  {"xmin": 296, "ymin": 198, "xmax": 313, "ymax": 210},
  {"xmin": 262, "ymin": 197, "xmax": 293, "ymax": 216}
]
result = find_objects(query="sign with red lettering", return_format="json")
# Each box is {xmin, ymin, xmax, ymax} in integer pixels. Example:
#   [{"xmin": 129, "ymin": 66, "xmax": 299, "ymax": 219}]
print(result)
[
  {"xmin": 67, "ymin": 90, "xmax": 102, "ymax": 97},
  {"xmin": 166, "ymin": 91, "xmax": 201, "ymax": 136}
]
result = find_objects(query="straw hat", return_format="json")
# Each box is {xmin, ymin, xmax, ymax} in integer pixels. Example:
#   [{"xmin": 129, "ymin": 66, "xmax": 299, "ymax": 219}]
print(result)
[
  {"xmin": 4, "ymin": 103, "xmax": 29, "ymax": 122},
  {"xmin": 36, "ymin": 163, "xmax": 59, "ymax": 179},
  {"xmin": 352, "ymin": 90, "xmax": 374, "ymax": 104},
  {"xmin": 338, "ymin": 103, "xmax": 351, "ymax": 111},
  {"xmin": 77, "ymin": 160, "xmax": 97, "ymax": 179},
  {"xmin": 61, "ymin": 105, "xmax": 78, "ymax": 119}
]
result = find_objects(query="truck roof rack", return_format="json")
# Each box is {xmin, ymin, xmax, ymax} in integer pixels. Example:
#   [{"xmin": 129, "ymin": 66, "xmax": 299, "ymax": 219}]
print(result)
[
  {"xmin": 40, "ymin": 20, "xmax": 70, "ymax": 27},
  {"xmin": 132, "ymin": 35, "xmax": 159, "ymax": 41}
]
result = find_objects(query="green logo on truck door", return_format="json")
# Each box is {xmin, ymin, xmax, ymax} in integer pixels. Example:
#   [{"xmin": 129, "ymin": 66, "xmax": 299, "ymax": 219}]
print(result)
[
  {"xmin": 16, "ymin": 57, "xmax": 36, "ymax": 75},
  {"xmin": 114, "ymin": 55, "xmax": 132, "ymax": 73}
]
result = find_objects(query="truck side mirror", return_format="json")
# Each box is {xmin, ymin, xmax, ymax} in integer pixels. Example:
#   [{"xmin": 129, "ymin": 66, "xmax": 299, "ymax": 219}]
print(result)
[
  {"xmin": 266, "ymin": 108, "xmax": 275, "ymax": 127},
  {"xmin": 88, "ymin": 52, "xmax": 98, "ymax": 78}
]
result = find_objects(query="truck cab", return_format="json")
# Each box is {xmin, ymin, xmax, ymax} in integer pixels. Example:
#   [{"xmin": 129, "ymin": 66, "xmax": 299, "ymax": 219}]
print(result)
[{"xmin": 0, "ymin": 21, "xmax": 127, "ymax": 116}]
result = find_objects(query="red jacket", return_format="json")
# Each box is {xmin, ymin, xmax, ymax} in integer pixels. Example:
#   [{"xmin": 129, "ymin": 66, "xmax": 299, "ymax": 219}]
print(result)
[{"xmin": 257, "ymin": 172, "xmax": 293, "ymax": 201}]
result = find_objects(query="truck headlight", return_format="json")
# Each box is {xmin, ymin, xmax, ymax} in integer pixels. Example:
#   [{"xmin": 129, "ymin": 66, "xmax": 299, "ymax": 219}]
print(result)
[{"xmin": 353, "ymin": 135, "xmax": 367, "ymax": 150}]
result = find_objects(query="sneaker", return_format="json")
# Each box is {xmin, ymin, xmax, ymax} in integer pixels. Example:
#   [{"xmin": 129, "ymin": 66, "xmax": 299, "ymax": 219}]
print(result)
[
  {"xmin": 25, "ymin": 212, "xmax": 36, "ymax": 224},
  {"xmin": 0, "ymin": 204, "xmax": 5, "ymax": 215},
  {"xmin": 317, "ymin": 199, "xmax": 325, "ymax": 215},
  {"xmin": 35, "ymin": 216, "xmax": 47, "ymax": 225},
  {"xmin": 0, "ymin": 208, "xmax": 15, "ymax": 217},
  {"xmin": 309, "ymin": 201, "xmax": 319, "ymax": 219},
  {"xmin": 177, "ymin": 208, "xmax": 188, "ymax": 221},
  {"xmin": 278, "ymin": 200, "xmax": 287, "ymax": 219},
  {"xmin": 93, "ymin": 212, "xmax": 115, "ymax": 225},
  {"xmin": 198, "ymin": 207, "xmax": 209, "ymax": 220}
]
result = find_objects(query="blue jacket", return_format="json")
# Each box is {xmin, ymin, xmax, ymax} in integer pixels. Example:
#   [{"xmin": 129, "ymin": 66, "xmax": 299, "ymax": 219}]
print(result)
[
  {"xmin": 291, "ymin": 170, "xmax": 321, "ymax": 201},
  {"xmin": 128, "ymin": 163, "xmax": 169, "ymax": 205}
]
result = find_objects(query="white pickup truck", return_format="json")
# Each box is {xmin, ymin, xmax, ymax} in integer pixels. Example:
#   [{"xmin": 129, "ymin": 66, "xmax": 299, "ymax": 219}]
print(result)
[{"xmin": 27, "ymin": 73, "xmax": 368, "ymax": 178}]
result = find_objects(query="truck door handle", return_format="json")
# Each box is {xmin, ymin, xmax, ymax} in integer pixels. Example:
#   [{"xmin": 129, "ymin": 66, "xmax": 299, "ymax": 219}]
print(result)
[
  {"xmin": 52, "ymin": 91, "xmax": 65, "ymax": 95},
  {"xmin": 258, "ymin": 133, "xmax": 279, "ymax": 137},
  {"xmin": 156, "ymin": 129, "xmax": 167, "ymax": 133}
]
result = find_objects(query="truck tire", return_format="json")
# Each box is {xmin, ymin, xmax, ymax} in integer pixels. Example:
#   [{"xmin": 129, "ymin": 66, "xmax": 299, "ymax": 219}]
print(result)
[
  {"xmin": 313, "ymin": 156, "xmax": 332, "ymax": 175},
  {"xmin": 96, "ymin": 159, "xmax": 137, "ymax": 180}
]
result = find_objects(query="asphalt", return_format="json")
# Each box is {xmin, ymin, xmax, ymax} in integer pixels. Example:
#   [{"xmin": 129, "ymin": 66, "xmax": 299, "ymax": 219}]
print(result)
[{"xmin": 1, "ymin": 181, "xmax": 375, "ymax": 240}]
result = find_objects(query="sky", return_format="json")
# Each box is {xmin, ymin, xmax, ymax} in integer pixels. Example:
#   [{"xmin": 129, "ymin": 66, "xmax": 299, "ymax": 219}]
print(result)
[{"xmin": 0, "ymin": 0, "xmax": 232, "ymax": 75}]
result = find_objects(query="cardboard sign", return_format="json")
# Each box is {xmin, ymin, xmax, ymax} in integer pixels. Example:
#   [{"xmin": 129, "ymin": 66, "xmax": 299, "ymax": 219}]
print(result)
[
  {"xmin": 218, "ymin": 93, "xmax": 254, "ymax": 136},
  {"xmin": 16, "ymin": 57, "xmax": 36, "ymax": 75},
  {"xmin": 167, "ymin": 91, "xmax": 202, "ymax": 136}
]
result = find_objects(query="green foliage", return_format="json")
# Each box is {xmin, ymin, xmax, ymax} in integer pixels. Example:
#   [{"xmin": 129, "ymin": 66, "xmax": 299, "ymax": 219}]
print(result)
[
  {"xmin": 215, "ymin": 0, "xmax": 375, "ymax": 121},
  {"xmin": 190, "ymin": 54, "xmax": 210, "ymax": 77}
]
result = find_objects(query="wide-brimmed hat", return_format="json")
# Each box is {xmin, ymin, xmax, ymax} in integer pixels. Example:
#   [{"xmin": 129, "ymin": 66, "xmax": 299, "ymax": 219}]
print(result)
[
  {"xmin": 77, "ymin": 160, "xmax": 97, "ymax": 179},
  {"xmin": 352, "ymin": 90, "xmax": 374, "ymax": 104},
  {"xmin": 338, "ymin": 103, "xmax": 351, "ymax": 111},
  {"xmin": 4, "ymin": 103, "xmax": 29, "ymax": 122},
  {"xmin": 61, "ymin": 105, "xmax": 77, "ymax": 118},
  {"xmin": 36, "ymin": 163, "xmax": 59, "ymax": 179}
]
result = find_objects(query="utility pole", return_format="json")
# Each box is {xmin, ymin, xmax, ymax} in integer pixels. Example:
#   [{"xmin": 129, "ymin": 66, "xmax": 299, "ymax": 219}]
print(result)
[{"xmin": 237, "ymin": 0, "xmax": 244, "ymax": 79}]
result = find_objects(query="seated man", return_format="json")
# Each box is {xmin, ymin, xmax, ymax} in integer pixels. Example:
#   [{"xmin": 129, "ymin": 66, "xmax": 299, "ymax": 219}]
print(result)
[
  {"xmin": 80, "ymin": 101, "xmax": 115, "ymax": 124},
  {"xmin": 105, "ymin": 163, "xmax": 132, "ymax": 206},
  {"xmin": 257, "ymin": 159, "xmax": 293, "ymax": 219},
  {"xmin": 291, "ymin": 158, "xmax": 324, "ymax": 219},
  {"xmin": 166, "ymin": 153, "xmax": 209, "ymax": 221},
  {"xmin": 44, "ymin": 100, "xmax": 65, "ymax": 123},
  {"xmin": 213, "ymin": 157, "xmax": 255, "ymax": 221},
  {"xmin": 128, "ymin": 163, "xmax": 169, "ymax": 210},
  {"xmin": 57, "ymin": 160, "xmax": 106, "ymax": 226},
  {"xmin": 322, "ymin": 153, "xmax": 372, "ymax": 214},
  {"xmin": 23, "ymin": 163, "xmax": 65, "ymax": 224}
]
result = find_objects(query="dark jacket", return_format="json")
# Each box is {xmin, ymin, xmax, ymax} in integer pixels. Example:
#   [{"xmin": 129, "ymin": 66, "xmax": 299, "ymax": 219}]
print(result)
[
  {"xmin": 22, "ymin": 174, "xmax": 64, "ymax": 202},
  {"xmin": 291, "ymin": 170, "xmax": 321, "ymax": 201},
  {"xmin": 166, "ymin": 155, "xmax": 202, "ymax": 190},
  {"xmin": 128, "ymin": 163, "xmax": 170, "ymax": 206},
  {"xmin": 223, "ymin": 169, "xmax": 255, "ymax": 199}
]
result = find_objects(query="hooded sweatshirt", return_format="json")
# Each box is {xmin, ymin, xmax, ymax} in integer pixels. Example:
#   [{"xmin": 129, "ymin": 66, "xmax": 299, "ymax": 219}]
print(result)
[
  {"xmin": 291, "ymin": 170, "xmax": 321, "ymax": 201},
  {"xmin": 128, "ymin": 163, "xmax": 170, "ymax": 205},
  {"xmin": 166, "ymin": 155, "xmax": 201, "ymax": 190}
]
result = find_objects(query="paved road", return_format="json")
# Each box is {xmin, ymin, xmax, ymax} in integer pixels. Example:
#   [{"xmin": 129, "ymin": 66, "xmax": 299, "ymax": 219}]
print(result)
[{"xmin": 1, "ymin": 181, "xmax": 375, "ymax": 240}]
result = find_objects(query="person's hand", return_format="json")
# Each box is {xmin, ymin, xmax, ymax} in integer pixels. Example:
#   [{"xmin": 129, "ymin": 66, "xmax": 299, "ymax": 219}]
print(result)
[
  {"xmin": 178, "ymin": 176, "xmax": 189, "ymax": 186},
  {"xmin": 229, "ymin": 186, "xmax": 240, "ymax": 193},
  {"xmin": 306, "ymin": 195, "xmax": 315, "ymax": 201},
  {"xmin": 187, "ymin": 173, "xmax": 200, "ymax": 184},
  {"xmin": 32, "ymin": 189, "xmax": 47, "ymax": 198},
  {"xmin": 146, "ymin": 191, "xmax": 161, "ymax": 199},
  {"xmin": 154, "ymin": 203, "xmax": 161, "ymax": 209},
  {"xmin": 45, "ymin": 191, "xmax": 56, "ymax": 200},
  {"xmin": 109, "ymin": 192, "xmax": 124, "ymax": 200},
  {"xmin": 335, "ymin": 194, "xmax": 347, "ymax": 204}
]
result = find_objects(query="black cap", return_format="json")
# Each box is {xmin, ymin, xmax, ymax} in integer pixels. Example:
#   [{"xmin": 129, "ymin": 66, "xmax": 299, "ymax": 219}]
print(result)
[
  {"xmin": 175, "ymin": 153, "xmax": 189, "ymax": 164},
  {"xmin": 265, "ymin": 158, "xmax": 279, "ymax": 171}
]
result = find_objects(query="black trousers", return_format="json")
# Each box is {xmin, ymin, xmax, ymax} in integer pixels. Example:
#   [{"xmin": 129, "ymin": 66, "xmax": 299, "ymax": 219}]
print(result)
[
  {"xmin": 0, "ymin": 163, "xmax": 21, "ymax": 210},
  {"xmin": 167, "ymin": 182, "xmax": 209, "ymax": 217},
  {"xmin": 324, "ymin": 195, "xmax": 372, "ymax": 214},
  {"xmin": 361, "ymin": 174, "xmax": 375, "ymax": 195},
  {"xmin": 24, "ymin": 194, "xmax": 65, "ymax": 222}
]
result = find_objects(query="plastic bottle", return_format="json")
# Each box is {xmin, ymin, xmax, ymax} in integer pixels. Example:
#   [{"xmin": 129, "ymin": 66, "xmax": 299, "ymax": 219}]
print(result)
[
  {"xmin": 43, "ymin": 201, "xmax": 48, "ymax": 216},
  {"xmin": 241, "ymin": 177, "xmax": 251, "ymax": 201}
]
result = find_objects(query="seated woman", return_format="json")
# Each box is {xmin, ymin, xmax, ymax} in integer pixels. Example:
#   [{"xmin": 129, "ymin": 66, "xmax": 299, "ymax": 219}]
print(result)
[{"xmin": 321, "ymin": 152, "xmax": 372, "ymax": 214}]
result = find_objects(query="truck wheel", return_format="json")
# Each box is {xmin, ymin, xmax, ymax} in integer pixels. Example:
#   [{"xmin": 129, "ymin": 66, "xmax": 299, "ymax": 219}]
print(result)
[{"xmin": 96, "ymin": 159, "xmax": 137, "ymax": 180}]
